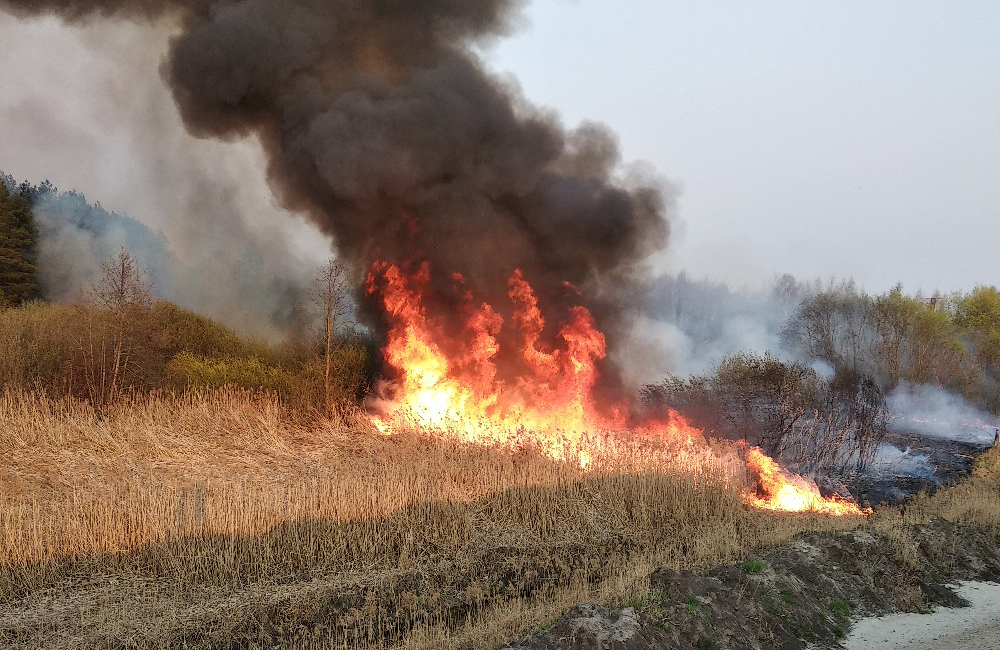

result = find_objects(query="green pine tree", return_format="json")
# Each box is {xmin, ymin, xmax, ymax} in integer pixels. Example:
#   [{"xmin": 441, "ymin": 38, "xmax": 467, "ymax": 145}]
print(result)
[{"xmin": 0, "ymin": 182, "xmax": 38, "ymax": 307}]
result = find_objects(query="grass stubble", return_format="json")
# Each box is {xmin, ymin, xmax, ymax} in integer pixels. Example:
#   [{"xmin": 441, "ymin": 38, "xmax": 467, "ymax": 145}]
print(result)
[{"xmin": 0, "ymin": 388, "xmax": 997, "ymax": 649}]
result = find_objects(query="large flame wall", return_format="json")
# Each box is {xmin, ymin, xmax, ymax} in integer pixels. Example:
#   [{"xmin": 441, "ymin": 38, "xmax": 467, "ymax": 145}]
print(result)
[{"xmin": 367, "ymin": 261, "xmax": 869, "ymax": 517}]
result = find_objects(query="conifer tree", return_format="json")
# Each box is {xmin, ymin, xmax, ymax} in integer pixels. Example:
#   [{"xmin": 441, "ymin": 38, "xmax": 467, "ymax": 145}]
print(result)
[{"xmin": 0, "ymin": 182, "xmax": 38, "ymax": 306}]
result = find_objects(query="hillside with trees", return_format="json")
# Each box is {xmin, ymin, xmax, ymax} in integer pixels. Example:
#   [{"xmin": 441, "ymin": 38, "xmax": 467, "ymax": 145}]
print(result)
[{"xmin": 0, "ymin": 169, "xmax": 376, "ymax": 415}]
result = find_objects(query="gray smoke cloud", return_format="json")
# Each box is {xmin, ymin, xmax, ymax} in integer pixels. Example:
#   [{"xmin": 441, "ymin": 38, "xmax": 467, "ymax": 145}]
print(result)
[
  {"xmin": 867, "ymin": 443, "xmax": 935, "ymax": 479},
  {"xmin": 0, "ymin": 15, "xmax": 328, "ymax": 337},
  {"xmin": 887, "ymin": 382, "xmax": 1000, "ymax": 445},
  {"xmin": 23, "ymin": 186, "xmax": 316, "ymax": 336},
  {"xmin": 28, "ymin": 191, "xmax": 174, "ymax": 304},
  {"xmin": 0, "ymin": 0, "xmax": 672, "ymax": 385},
  {"xmin": 614, "ymin": 272, "xmax": 800, "ymax": 387}
]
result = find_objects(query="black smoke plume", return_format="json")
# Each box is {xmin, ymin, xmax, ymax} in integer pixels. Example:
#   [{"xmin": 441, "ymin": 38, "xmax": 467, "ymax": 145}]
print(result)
[{"xmin": 1, "ymin": 0, "xmax": 671, "ymax": 388}]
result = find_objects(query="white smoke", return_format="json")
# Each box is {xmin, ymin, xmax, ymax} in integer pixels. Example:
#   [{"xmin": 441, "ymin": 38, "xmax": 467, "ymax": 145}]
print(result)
[
  {"xmin": 0, "ymin": 15, "xmax": 331, "ymax": 337},
  {"xmin": 615, "ymin": 272, "xmax": 800, "ymax": 387},
  {"xmin": 867, "ymin": 443, "xmax": 936, "ymax": 479},
  {"xmin": 887, "ymin": 382, "xmax": 1000, "ymax": 445}
]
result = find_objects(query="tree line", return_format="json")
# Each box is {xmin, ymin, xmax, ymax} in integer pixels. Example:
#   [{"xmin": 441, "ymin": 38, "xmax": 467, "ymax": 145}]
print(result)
[
  {"xmin": 644, "ymin": 278, "xmax": 1000, "ymax": 473},
  {"xmin": 0, "ymin": 170, "xmax": 376, "ymax": 416},
  {"xmin": 783, "ymin": 281, "xmax": 1000, "ymax": 411},
  {"xmin": 0, "ymin": 178, "xmax": 38, "ymax": 307},
  {"xmin": 4, "ymin": 170, "xmax": 998, "ymax": 432}
]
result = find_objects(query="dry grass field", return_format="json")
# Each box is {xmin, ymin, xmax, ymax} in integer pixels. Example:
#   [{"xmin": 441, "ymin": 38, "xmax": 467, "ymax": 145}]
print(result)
[{"xmin": 0, "ymin": 388, "xmax": 995, "ymax": 649}]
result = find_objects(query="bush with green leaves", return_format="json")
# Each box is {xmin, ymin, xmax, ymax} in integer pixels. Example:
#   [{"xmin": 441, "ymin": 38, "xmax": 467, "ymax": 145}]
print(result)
[{"xmin": 166, "ymin": 352, "xmax": 292, "ymax": 393}]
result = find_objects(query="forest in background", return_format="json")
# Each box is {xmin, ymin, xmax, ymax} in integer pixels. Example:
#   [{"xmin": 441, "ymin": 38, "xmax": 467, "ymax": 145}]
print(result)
[{"xmin": 0, "ymin": 171, "xmax": 377, "ymax": 415}]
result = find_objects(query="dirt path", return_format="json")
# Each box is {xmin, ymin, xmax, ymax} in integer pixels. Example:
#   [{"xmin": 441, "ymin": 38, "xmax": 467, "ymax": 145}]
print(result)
[{"xmin": 843, "ymin": 581, "xmax": 1000, "ymax": 650}]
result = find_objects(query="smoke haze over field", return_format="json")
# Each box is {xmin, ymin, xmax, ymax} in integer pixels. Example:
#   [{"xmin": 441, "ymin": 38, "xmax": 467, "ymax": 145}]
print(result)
[
  {"xmin": 0, "ymin": 16, "xmax": 327, "ymax": 335},
  {"xmin": 888, "ymin": 383, "xmax": 1000, "ymax": 445}
]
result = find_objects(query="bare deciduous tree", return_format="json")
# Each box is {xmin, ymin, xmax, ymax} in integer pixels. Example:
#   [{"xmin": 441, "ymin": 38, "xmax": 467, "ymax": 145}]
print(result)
[
  {"xmin": 81, "ymin": 247, "xmax": 153, "ymax": 405},
  {"xmin": 90, "ymin": 247, "xmax": 152, "ymax": 311},
  {"xmin": 310, "ymin": 258, "xmax": 351, "ymax": 413}
]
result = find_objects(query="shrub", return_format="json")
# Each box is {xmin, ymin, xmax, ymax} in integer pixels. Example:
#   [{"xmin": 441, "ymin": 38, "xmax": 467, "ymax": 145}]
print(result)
[
  {"xmin": 696, "ymin": 635, "xmax": 718, "ymax": 650},
  {"xmin": 0, "ymin": 300, "xmax": 332, "ymax": 405},
  {"xmin": 830, "ymin": 597, "xmax": 851, "ymax": 618},
  {"xmin": 0, "ymin": 300, "xmax": 161, "ymax": 402},
  {"xmin": 643, "ymin": 352, "xmax": 888, "ymax": 473},
  {"xmin": 150, "ymin": 300, "xmax": 249, "ymax": 358},
  {"xmin": 167, "ymin": 352, "xmax": 292, "ymax": 394}
]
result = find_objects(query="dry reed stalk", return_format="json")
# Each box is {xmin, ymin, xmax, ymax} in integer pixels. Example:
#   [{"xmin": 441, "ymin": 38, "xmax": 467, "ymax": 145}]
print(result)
[{"xmin": 0, "ymin": 388, "xmax": 871, "ymax": 649}]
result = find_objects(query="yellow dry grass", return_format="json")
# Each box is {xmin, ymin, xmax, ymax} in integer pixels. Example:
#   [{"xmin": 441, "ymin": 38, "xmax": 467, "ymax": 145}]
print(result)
[{"xmin": 0, "ymin": 388, "xmax": 876, "ymax": 649}]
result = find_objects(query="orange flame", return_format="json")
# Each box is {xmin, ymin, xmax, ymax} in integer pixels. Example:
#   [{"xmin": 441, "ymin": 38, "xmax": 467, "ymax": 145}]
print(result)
[
  {"xmin": 367, "ymin": 261, "xmax": 868, "ymax": 517},
  {"xmin": 742, "ymin": 447, "xmax": 871, "ymax": 516},
  {"xmin": 366, "ymin": 262, "xmax": 632, "ymax": 456}
]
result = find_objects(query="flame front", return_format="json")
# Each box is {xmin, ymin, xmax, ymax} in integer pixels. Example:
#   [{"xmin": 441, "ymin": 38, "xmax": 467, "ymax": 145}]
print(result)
[
  {"xmin": 367, "ymin": 261, "xmax": 868, "ymax": 516},
  {"xmin": 366, "ymin": 262, "xmax": 632, "ymax": 457},
  {"xmin": 743, "ymin": 447, "xmax": 870, "ymax": 516}
]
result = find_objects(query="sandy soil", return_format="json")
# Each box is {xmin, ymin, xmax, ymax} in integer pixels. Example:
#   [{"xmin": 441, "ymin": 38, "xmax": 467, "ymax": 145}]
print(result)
[{"xmin": 844, "ymin": 581, "xmax": 1000, "ymax": 650}]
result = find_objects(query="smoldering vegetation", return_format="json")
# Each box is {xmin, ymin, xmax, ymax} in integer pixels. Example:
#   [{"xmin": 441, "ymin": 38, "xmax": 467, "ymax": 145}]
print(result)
[
  {"xmin": 887, "ymin": 382, "xmax": 999, "ymax": 444},
  {"xmin": 867, "ymin": 444, "xmax": 935, "ymax": 479}
]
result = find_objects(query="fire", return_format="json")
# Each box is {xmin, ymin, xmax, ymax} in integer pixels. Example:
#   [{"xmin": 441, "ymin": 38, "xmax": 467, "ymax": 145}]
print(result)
[
  {"xmin": 743, "ymin": 447, "xmax": 871, "ymax": 516},
  {"xmin": 366, "ymin": 261, "xmax": 631, "ymax": 458},
  {"xmin": 366, "ymin": 261, "xmax": 868, "ymax": 517}
]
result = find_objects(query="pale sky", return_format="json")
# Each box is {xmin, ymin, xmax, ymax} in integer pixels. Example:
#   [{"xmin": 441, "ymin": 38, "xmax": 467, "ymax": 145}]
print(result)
[
  {"xmin": 486, "ymin": 1, "xmax": 1000, "ymax": 293},
  {"xmin": 1, "ymin": 1, "xmax": 998, "ymax": 295}
]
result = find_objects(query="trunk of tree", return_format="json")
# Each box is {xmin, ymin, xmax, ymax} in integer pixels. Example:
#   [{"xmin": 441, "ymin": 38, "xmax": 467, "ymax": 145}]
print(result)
[{"xmin": 325, "ymin": 300, "xmax": 333, "ymax": 414}]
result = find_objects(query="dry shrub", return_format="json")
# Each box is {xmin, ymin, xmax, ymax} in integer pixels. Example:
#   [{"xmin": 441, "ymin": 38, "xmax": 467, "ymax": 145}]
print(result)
[
  {"xmin": 0, "ymin": 301, "xmax": 376, "ymax": 414},
  {"xmin": 643, "ymin": 352, "xmax": 888, "ymax": 473},
  {"xmin": 889, "ymin": 584, "xmax": 927, "ymax": 612},
  {"xmin": 880, "ymin": 525, "xmax": 923, "ymax": 571}
]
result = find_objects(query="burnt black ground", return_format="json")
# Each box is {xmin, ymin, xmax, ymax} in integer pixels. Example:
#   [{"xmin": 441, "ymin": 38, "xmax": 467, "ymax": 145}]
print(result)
[{"xmin": 847, "ymin": 430, "xmax": 987, "ymax": 508}]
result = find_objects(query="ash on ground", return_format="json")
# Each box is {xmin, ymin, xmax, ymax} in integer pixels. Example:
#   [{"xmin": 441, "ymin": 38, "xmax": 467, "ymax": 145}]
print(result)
[{"xmin": 847, "ymin": 429, "xmax": 990, "ymax": 508}]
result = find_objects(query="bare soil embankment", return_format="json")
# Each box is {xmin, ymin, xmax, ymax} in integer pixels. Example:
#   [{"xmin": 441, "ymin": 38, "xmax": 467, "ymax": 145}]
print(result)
[
  {"xmin": 843, "ymin": 581, "xmax": 1000, "ymax": 650},
  {"xmin": 503, "ymin": 518, "xmax": 1000, "ymax": 650}
]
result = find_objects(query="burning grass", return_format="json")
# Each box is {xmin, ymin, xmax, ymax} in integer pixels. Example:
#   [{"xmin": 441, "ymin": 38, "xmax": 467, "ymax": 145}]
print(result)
[
  {"xmin": 0, "ymin": 388, "xmax": 867, "ymax": 649},
  {"xmin": 366, "ymin": 261, "xmax": 866, "ymax": 516}
]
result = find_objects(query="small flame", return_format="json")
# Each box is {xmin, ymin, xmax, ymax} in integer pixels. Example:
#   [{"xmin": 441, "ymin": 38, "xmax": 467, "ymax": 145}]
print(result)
[{"xmin": 742, "ymin": 447, "xmax": 870, "ymax": 516}]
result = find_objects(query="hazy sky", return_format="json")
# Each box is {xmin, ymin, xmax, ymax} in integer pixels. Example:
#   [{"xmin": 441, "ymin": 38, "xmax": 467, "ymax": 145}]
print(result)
[
  {"xmin": 485, "ymin": 1, "xmax": 1000, "ymax": 293},
  {"xmin": 1, "ymin": 1, "xmax": 998, "ymax": 294}
]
